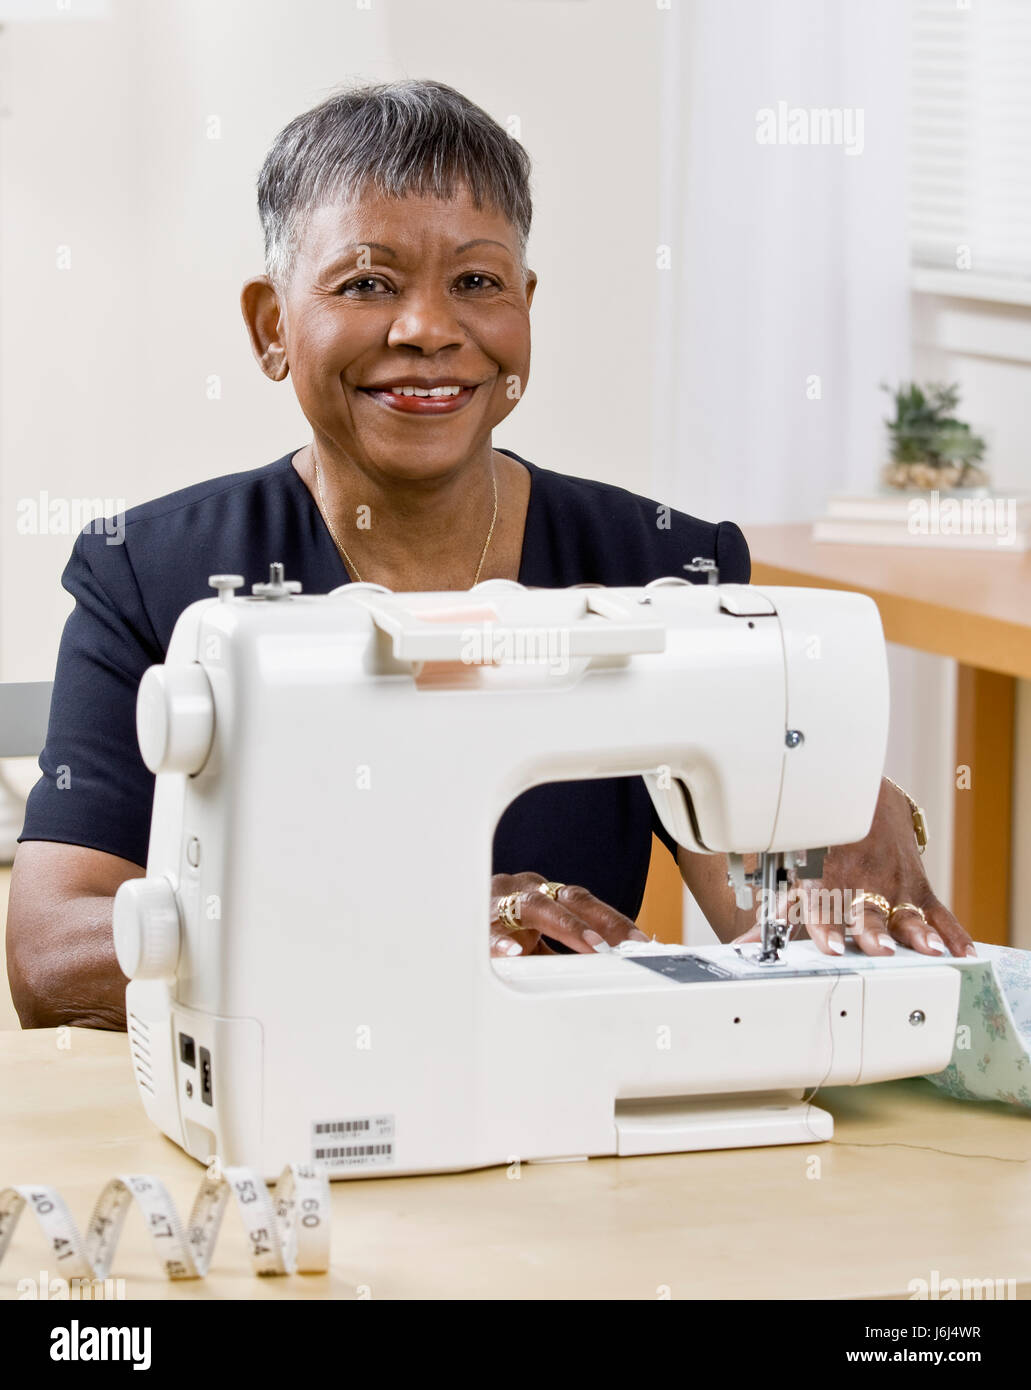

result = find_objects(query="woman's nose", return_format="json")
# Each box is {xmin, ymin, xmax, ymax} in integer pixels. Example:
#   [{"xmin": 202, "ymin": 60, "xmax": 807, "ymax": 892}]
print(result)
[{"xmin": 386, "ymin": 292, "xmax": 466, "ymax": 354}]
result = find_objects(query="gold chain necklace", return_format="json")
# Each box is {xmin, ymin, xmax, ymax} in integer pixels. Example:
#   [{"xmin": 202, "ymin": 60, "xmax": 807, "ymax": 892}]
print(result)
[{"xmin": 313, "ymin": 453, "xmax": 499, "ymax": 587}]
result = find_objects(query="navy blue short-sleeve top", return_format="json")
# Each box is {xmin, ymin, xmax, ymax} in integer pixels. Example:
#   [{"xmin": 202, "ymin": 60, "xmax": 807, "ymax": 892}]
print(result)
[{"xmin": 19, "ymin": 448, "xmax": 750, "ymax": 920}]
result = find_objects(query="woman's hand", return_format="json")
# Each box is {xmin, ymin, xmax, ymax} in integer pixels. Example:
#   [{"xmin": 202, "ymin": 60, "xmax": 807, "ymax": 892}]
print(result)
[
  {"xmin": 490, "ymin": 873, "xmax": 651, "ymax": 957},
  {"xmin": 735, "ymin": 777, "xmax": 976, "ymax": 959}
]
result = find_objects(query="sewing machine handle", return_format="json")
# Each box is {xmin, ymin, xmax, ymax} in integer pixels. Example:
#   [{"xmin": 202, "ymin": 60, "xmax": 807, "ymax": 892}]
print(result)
[{"xmin": 346, "ymin": 590, "xmax": 667, "ymax": 663}]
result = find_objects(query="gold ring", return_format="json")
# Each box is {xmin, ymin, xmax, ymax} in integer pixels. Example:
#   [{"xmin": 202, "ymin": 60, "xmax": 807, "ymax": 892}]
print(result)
[
  {"xmin": 888, "ymin": 901, "xmax": 928, "ymax": 928},
  {"xmin": 536, "ymin": 881, "xmax": 566, "ymax": 902},
  {"xmin": 495, "ymin": 892, "xmax": 525, "ymax": 932},
  {"xmin": 850, "ymin": 891, "xmax": 891, "ymax": 923}
]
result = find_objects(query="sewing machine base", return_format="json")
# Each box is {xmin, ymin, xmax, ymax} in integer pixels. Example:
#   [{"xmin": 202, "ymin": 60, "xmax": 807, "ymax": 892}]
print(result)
[{"xmin": 614, "ymin": 1092, "xmax": 833, "ymax": 1153}]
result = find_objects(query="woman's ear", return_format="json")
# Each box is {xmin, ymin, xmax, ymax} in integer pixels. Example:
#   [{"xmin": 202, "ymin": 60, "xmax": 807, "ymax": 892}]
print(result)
[
  {"xmin": 240, "ymin": 276, "xmax": 290, "ymax": 381},
  {"xmin": 524, "ymin": 268, "xmax": 537, "ymax": 310}
]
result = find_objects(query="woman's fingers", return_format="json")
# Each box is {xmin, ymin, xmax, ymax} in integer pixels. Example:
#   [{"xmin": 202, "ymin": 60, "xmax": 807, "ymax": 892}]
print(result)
[
  {"xmin": 887, "ymin": 896, "xmax": 976, "ymax": 958},
  {"xmin": 735, "ymin": 883, "xmax": 979, "ymax": 961},
  {"xmin": 735, "ymin": 887, "xmax": 894, "ymax": 957},
  {"xmin": 799, "ymin": 911, "xmax": 849, "ymax": 956},
  {"xmin": 848, "ymin": 904, "xmax": 898, "ymax": 956},
  {"xmin": 807, "ymin": 892, "xmax": 943, "ymax": 958},
  {"xmin": 489, "ymin": 879, "xmax": 542, "ymax": 956},
  {"xmin": 512, "ymin": 890, "xmax": 639, "ymax": 954},
  {"xmin": 490, "ymin": 924, "xmax": 538, "ymax": 957},
  {"xmin": 778, "ymin": 884, "xmax": 860, "ymax": 957},
  {"xmin": 490, "ymin": 877, "xmax": 650, "ymax": 955},
  {"xmin": 550, "ymin": 883, "xmax": 650, "ymax": 949},
  {"xmin": 928, "ymin": 898, "xmax": 977, "ymax": 957}
]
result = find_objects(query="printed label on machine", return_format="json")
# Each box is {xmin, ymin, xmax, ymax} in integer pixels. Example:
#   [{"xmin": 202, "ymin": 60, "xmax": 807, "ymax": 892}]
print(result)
[{"xmin": 311, "ymin": 1114, "xmax": 396, "ymax": 1168}]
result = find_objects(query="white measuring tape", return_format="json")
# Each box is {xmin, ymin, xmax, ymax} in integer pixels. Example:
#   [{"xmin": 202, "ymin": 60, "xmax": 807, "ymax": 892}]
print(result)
[{"xmin": 0, "ymin": 1164, "xmax": 330, "ymax": 1281}]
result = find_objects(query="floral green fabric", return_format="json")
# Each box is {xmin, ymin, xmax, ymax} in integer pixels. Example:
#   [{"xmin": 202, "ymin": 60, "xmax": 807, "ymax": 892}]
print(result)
[{"xmin": 925, "ymin": 945, "xmax": 1031, "ymax": 1110}]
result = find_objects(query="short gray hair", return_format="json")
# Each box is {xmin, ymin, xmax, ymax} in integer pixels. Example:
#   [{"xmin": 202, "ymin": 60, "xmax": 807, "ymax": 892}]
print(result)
[{"xmin": 257, "ymin": 79, "xmax": 533, "ymax": 284}]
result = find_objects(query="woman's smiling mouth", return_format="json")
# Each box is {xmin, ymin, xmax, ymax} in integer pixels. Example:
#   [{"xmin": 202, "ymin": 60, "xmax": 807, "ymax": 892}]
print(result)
[{"xmin": 359, "ymin": 380, "xmax": 482, "ymax": 414}]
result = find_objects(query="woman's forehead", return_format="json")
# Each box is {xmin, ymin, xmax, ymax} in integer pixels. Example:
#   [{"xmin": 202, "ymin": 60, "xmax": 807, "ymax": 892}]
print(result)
[{"xmin": 300, "ymin": 191, "xmax": 521, "ymax": 267}]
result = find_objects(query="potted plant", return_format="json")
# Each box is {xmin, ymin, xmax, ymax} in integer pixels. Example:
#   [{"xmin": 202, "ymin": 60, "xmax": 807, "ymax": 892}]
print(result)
[{"xmin": 881, "ymin": 382, "xmax": 989, "ymax": 491}]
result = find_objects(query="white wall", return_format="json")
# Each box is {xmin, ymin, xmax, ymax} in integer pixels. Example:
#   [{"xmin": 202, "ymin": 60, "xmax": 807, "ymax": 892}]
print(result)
[{"xmin": 0, "ymin": 0, "xmax": 664, "ymax": 690}]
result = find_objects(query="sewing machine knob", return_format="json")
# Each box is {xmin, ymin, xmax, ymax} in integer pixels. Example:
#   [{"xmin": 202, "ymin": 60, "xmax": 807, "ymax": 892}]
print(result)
[
  {"xmin": 208, "ymin": 574, "xmax": 244, "ymax": 601},
  {"xmin": 113, "ymin": 876, "xmax": 181, "ymax": 981},
  {"xmin": 136, "ymin": 664, "xmax": 215, "ymax": 775}
]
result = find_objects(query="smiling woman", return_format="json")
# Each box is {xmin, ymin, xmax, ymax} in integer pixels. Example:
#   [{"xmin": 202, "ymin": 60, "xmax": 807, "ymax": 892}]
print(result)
[
  {"xmin": 5, "ymin": 79, "xmax": 969, "ymax": 1032},
  {"xmin": 242, "ymin": 81, "xmax": 536, "ymax": 594}
]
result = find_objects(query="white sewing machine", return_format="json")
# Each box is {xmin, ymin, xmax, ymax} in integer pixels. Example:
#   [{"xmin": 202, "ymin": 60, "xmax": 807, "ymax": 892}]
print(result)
[{"xmin": 113, "ymin": 568, "xmax": 961, "ymax": 1180}]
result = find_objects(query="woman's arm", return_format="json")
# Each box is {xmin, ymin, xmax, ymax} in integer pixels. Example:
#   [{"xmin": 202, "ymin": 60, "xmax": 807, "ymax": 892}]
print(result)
[
  {"xmin": 675, "ymin": 846, "xmax": 758, "ymax": 943},
  {"xmin": 6, "ymin": 842, "xmax": 144, "ymax": 1030}
]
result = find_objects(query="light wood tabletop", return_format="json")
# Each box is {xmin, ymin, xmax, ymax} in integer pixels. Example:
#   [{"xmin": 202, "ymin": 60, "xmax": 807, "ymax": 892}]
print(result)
[
  {"xmin": 744, "ymin": 524, "xmax": 1031, "ymax": 680},
  {"xmin": 2, "ymin": 1027, "xmax": 1030, "ymax": 1301}
]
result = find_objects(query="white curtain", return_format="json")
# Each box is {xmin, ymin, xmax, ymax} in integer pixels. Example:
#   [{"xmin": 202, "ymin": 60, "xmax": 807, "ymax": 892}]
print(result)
[{"xmin": 653, "ymin": 0, "xmax": 912, "ymax": 525}]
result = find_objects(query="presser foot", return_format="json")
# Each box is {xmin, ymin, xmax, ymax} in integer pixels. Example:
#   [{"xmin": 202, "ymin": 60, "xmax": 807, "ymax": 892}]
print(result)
[
  {"xmin": 755, "ymin": 920, "xmax": 790, "ymax": 964},
  {"xmin": 754, "ymin": 851, "xmax": 793, "ymax": 963}
]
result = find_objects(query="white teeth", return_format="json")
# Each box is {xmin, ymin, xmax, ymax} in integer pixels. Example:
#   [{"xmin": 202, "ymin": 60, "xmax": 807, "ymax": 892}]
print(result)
[{"xmin": 388, "ymin": 385, "xmax": 464, "ymax": 397}]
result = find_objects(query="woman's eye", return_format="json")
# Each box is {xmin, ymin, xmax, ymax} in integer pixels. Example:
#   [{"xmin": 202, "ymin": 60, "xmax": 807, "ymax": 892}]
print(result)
[
  {"xmin": 338, "ymin": 277, "xmax": 391, "ymax": 296},
  {"xmin": 455, "ymin": 273, "xmax": 499, "ymax": 293}
]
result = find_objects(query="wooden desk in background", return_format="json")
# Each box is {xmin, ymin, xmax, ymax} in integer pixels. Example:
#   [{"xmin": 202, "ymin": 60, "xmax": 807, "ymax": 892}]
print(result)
[
  {"xmin": 1, "ymin": 1028, "xmax": 1030, "ymax": 1300},
  {"xmin": 745, "ymin": 526, "xmax": 1031, "ymax": 947}
]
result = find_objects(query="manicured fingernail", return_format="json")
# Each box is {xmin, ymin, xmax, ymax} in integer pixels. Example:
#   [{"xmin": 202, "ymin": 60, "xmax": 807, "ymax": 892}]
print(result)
[
  {"xmin": 583, "ymin": 929, "xmax": 611, "ymax": 952},
  {"xmin": 827, "ymin": 936, "xmax": 845, "ymax": 955},
  {"xmin": 878, "ymin": 934, "xmax": 896, "ymax": 953},
  {"xmin": 924, "ymin": 932, "xmax": 946, "ymax": 955},
  {"xmin": 498, "ymin": 938, "xmax": 522, "ymax": 956},
  {"xmin": 965, "ymin": 945, "xmax": 978, "ymax": 958},
  {"xmin": 629, "ymin": 929, "xmax": 650, "ymax": 941}
]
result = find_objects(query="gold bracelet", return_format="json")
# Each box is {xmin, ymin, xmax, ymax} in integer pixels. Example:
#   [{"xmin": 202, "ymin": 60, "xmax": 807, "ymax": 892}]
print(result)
[{"xmin": 883, "ymin": 776, "xmax": 929, "ymax": 855}]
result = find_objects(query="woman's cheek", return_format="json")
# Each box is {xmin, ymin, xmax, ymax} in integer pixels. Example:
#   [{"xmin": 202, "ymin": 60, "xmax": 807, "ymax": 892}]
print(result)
[{"xmin": 490, "ymin": 377, "xmax": 526, "ymax": 426}]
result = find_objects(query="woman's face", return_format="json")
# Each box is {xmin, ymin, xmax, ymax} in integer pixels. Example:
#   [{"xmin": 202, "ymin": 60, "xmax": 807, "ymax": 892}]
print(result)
[{"xmin": 251, "ymin": 185, "xmax": 536, "ymax": 482}]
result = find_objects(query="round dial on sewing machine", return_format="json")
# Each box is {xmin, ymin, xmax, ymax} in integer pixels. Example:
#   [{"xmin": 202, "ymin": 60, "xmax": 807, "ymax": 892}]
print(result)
[
  {"xmin": 136, "ymin": 664, "xmax": 215, "ymax": 775},
  {"xmin": 113, "ymin": 876, "xmax": 181, "ymax": 981}
]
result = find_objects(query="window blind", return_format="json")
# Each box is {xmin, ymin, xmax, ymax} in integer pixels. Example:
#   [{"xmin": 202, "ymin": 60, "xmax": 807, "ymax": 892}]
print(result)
[{"xmin": 910, "ymin": 0, "xmax": 1031, "ymax": 280}]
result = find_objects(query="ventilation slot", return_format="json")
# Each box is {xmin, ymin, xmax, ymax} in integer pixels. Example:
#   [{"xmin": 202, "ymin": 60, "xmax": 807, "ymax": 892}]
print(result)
[{"xmin": 128, "ymin": 1013, "xmax": 155, "ymax": 1094}]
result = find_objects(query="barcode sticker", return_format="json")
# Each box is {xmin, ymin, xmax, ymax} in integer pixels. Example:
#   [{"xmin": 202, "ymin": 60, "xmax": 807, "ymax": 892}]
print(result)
[{"xmin": 311, "ymin": 1115, "xmax": 395, "ymax": 1169}]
